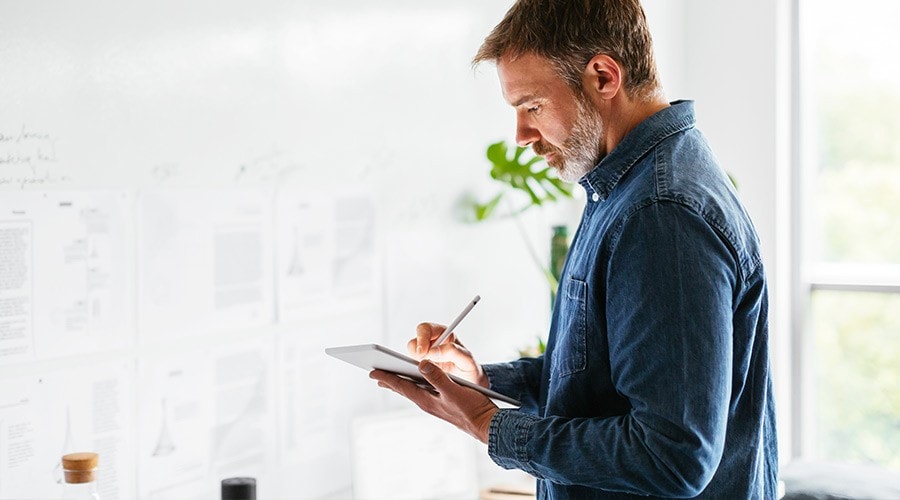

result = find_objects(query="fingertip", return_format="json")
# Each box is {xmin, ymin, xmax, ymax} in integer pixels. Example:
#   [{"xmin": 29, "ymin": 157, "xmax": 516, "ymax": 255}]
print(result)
[
  {"xmin": 419, "ymin": 359, "xmax": 435, "ymax": 375},
  {"xmin": 415, "ymin": 323, "xmax": 434, "ymax": 356},
  {"xmin": 416, "ymin": 322, "xmax": 433, "ymax": 337}
]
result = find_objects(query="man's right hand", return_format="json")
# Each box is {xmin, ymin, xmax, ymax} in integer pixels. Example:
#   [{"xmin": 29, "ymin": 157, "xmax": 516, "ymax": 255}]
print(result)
[{"xmin": 408, "ymin": 322, "xmax": 489, "ymax": 389}]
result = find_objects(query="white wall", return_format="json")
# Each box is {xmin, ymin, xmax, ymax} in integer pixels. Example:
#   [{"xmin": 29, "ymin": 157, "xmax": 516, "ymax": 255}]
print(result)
[
  {"xmin": 0, "ymin": 1, "xmax": 552, "ymax": 498},
  {"xmin": 0, "ymin": 1, "xmax": 791, "ymax": 497}
]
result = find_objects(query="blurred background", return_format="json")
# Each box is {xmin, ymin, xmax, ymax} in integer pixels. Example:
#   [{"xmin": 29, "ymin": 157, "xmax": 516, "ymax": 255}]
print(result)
[{"xmin": 0, "ymin": 0, "xmax": 897, "ymax": 498}]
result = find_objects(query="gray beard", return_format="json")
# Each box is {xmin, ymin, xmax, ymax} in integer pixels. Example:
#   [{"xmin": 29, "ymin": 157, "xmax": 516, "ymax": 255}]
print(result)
[{"xmin": 556, "ymin": 98, "xmax": 604, "ymax": 183}]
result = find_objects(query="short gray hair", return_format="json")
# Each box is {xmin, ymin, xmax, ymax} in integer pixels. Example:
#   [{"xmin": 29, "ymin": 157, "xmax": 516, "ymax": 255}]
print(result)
[{"xmin": 473, "ymin": 0, "xmax": 662, "ymax": 101}]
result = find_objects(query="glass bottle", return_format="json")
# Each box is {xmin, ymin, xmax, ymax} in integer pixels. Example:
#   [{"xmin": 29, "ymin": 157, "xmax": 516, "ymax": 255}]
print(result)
[
  {"xmin": 61, "ymin": 452, "xmax": 100, "ymax": 500},
  {"xmin": 53, "ymin": 405, "xmax": 75, "ymax": 484}
]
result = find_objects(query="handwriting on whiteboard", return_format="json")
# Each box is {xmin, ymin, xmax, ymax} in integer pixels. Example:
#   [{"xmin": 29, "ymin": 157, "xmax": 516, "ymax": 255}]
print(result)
[
  {"xmin": 234, "ymin": 148, "xmax": 307, "ymax": 184},
  {"xmin": 0, "ymin": 125, "xmax": 58, "ymax": 168},
  {"xmin": 0, "ymin": 171, "xmax": 72, "ymax": 190},
  {"xmin": 0, "ymin": 124, "xmax": 70, "ymax": 189}
]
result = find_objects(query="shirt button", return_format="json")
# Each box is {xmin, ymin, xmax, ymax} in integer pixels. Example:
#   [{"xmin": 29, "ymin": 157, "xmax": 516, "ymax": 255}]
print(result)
[{"xmin": 591, "ymin": 193, "xmax": 600, "ymax": 202}]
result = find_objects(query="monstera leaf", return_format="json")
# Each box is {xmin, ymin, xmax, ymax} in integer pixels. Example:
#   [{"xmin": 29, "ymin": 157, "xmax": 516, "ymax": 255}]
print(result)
[{"xmin": 472, "ymin": 141, "xmax": 573, "ymax": 221}]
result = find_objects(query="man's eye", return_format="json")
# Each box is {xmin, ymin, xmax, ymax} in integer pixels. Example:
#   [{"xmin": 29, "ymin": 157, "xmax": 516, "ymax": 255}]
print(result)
[{"xmin": 528, "ymin": 105, "xmax": 541, "ymax": 114}]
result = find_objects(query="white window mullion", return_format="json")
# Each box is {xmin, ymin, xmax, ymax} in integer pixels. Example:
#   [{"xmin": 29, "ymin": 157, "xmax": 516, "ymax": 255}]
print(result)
[{"xmin": 809, "ymin": 264, "xmax": 900, "ymax": 294}]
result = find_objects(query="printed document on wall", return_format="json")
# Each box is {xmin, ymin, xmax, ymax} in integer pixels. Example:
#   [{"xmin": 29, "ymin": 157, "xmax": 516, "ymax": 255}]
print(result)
[
  {"xmin": 0, "ymin": 191, "xmax": 132, "ymax": 365},
  {"xmin": 138, "ymin": 349, "xmax": 214, "ymax": 499},
  {"xmin": 138, "ymin": 338, "xmax": 276, "ymax": 500},
  {"xmin": 210, "ymin": 339, "xmax": 276, "ymax": 480},
  {"xmin": 138, "ymin": 188, "xmax": 274, "ymax": 341},
  {"xmin": 275, "ymin": 188, "xmax": 379, "ymax": 321},
  {"xmin": 32, "ymin": 191, "xmax": 134, "ymax": 359},
  {"xmin": 0, "ymin": 360, "xmax": 135, "ymax": 500},
  {"xmin": 0, "ymin": 196, "xmax": 34, "ymax": 363}
]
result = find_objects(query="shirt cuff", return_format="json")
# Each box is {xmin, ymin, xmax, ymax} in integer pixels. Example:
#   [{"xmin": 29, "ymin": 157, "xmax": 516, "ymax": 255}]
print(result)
[{"xmin": 487, "ymin": 408, "xmax": 542, "ymax": 477}]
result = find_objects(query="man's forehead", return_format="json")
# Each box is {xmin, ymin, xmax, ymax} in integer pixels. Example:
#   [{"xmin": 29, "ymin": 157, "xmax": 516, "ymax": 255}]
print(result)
[{"xmin": 498, "ymin": 55, "xmax": 565, "ymax": 105}]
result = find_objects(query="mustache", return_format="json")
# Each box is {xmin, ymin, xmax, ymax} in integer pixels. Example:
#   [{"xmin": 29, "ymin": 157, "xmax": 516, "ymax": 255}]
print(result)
[{"xmin": 532, "ymin": 141, "xmax": 560, "ymax": 157}]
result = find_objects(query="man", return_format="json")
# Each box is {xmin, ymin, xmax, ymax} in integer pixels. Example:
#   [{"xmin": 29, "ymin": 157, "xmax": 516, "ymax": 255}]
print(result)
[{"xmin": 371, "ymin": 0, "xmax": 778, "ymax": 497}]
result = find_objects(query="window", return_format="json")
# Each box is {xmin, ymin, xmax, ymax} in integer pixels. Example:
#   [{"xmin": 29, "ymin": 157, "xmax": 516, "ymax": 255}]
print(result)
[{"xmin": 798, "ymin": 0, "xmax": 900, "ymax": 469}]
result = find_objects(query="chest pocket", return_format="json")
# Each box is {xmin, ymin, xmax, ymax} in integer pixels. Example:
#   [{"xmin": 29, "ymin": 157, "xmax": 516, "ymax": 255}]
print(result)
[{"xmin": 551, "ymin": 277, "xmax": 588, "ymax": 378}]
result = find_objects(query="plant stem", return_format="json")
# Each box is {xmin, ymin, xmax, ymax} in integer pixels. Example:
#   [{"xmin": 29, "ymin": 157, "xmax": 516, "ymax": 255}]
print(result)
[{"xmin": 504, "ymin": 197, "xmax": 557, "ymax": 291}]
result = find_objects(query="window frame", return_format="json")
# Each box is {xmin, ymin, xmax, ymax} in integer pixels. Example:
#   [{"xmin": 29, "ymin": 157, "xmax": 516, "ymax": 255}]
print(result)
[{"xmin": 791, "ymin": 0, "xmax": 900, "ymax": 464}]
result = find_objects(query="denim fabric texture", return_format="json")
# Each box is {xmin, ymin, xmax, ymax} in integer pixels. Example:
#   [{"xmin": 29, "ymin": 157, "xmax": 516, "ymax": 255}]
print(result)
[{"xmin": 483, "ymin": 101, "xmax": 778, "ymax": 499}]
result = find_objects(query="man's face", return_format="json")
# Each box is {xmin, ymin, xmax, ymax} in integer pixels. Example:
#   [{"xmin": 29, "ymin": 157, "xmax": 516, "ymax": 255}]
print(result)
[{"xmin": 498, "ymin": 53, "xmax": 604, "ymax": 183}]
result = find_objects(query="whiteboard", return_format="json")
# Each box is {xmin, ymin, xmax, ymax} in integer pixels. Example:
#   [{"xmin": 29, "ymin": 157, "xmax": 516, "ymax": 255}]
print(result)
[{"xmin": 0, "ymin": 1, "xmax": 562, "ymax": 497}]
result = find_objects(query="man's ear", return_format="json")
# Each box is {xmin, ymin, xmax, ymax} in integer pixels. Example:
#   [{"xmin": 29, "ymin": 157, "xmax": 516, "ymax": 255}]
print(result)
[{"xmin": 582, "ymin": 54, "xmax": 622, "ymax": 101}]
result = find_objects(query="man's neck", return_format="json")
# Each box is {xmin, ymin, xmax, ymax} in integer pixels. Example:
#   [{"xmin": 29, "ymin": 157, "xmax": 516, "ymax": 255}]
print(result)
[{"xmin": 602, "ymin": 97, "xmax": 670, "ymax": 155}]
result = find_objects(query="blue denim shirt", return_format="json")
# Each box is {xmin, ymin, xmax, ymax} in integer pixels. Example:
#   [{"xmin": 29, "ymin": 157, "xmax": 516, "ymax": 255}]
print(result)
[{"xmin": 483, "ymin": 101, "xmax": 778, "ymax": 499}]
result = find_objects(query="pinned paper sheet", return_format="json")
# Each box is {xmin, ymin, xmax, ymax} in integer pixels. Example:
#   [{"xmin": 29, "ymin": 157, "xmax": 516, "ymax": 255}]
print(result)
[
  {"xmin": 137, "ymin": 338, "xmax": 276, "ymax": 499},
  {"xmin": 0, "ymin": 361, "xmax": 135, "ymax": 500},
  {"xmin": 275, "ymin": 188, "xmax": 380, "ymax": 322},
  {"xmin": 137, "ymin": 188, "xmax": 274, "ymax": 341},
  {"xmin": 0, "ymin": 191, "xmax": 133, "ymax": 365}
]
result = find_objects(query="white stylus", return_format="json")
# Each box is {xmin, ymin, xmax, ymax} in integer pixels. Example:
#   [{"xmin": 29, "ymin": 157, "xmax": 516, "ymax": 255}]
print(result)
[{"xmin": 432, "ymin": 295, "xmax": 481, "ymax": 348}]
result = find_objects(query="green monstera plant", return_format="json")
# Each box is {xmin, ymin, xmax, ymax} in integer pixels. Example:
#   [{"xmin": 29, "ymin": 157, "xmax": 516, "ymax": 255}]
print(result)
[
  {"xmin": 472, "ymin": 140, "xmax": 574, "ymax": 222},
  {"xmin": 466, "ymin": 140, "xmax": 575, "ymax": 356}
]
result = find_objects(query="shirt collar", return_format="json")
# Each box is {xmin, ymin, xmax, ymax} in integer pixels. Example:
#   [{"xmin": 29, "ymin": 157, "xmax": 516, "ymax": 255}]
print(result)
[{"xmin": 579, "ymin": 100, "xmax": 696, "ymax": 202}]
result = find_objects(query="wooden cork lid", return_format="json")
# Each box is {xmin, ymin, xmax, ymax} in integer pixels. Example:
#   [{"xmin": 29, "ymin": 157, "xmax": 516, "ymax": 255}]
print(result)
[
  {"xmin": 62, "ymin": 452, "xmax": 99, "ymax": 471},
  {"xmin": 62, "ymin": 452, "xmax": 99, "ymax": 484}
]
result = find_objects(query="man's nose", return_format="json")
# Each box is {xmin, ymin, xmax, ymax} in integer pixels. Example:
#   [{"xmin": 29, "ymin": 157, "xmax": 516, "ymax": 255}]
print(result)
[{"xmin": 515, "ymin": 116, "xmax": 541, "ymax": 148}]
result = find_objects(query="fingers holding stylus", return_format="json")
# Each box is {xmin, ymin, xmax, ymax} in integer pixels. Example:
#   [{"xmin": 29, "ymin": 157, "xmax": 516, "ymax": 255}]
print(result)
[
  {"xmin": 411, "ymin": 295, "xmax": 481, "ymax": 357},
  {"xmin": 411, "ymin": 322, "xmax": 448, "ymax": 357},
  {"xmin": 409, "ymin": 325, "xmax": 478, "ymax": 376},
  {"xmin": 410, "ymin": 323, "xmax": 468, "ymax": 357}
]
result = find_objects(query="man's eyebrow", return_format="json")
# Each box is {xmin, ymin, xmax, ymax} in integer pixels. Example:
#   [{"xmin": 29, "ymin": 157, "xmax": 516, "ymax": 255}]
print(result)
[{"xmin": 510, "ymin": 94, "xmax": 538, "ymax": 107}]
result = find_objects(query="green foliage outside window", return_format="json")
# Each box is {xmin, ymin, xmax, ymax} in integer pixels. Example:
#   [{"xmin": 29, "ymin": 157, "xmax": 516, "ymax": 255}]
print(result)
[
  {"xmin": 808, "ymin": 0, "xmax": 900, "ymax": 470},
  {"xmin": 812, "ymin": 291, "xmax": 900, "ymax": 469}
]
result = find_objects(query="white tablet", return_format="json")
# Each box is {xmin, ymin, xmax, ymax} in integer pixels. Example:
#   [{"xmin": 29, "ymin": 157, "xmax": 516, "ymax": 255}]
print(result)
[{"xmin": 325, "ymin": 343, "xmax": 521, "ymax": 407}]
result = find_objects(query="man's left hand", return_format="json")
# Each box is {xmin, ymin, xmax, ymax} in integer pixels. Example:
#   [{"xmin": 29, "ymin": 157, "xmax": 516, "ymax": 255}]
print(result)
[{"xmin": 370, "ymin": 360, "xmax": 499, "ymax": 444}]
